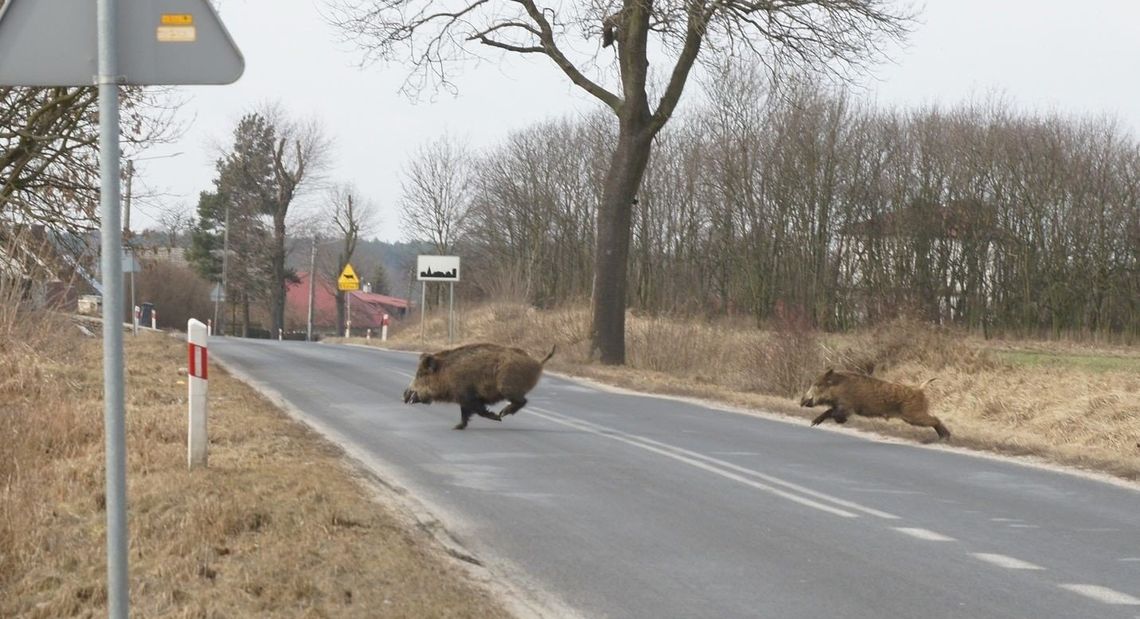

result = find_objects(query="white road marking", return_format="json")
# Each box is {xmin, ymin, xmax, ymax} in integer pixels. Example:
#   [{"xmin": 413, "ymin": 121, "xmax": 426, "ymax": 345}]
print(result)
[
  {"xmin": 893, "ymin": 527, "xmax": 956, "ymax": 542},
  {"xmin": 597, "ymin": 420, "xmax": 901, "ymax": 520},
  {"xmin": 532, "ymin": 407, "xmax": 905, "ymax": 519},
  {"xmin": 970, "ymin": 553, "xmax": 1044, "ymax": 570},
  {"xmin": 529, "ymin": 408, "xmax": 859, "ymax": 518},
  {"xmin": 1007, "ymin": 524, "xmax": 1040, "ymax": 529},
  {"xmin": 1058, "ymin": 584, "xmax": 1140, "ymax": 605},
  {"xmin": 1120, "ymin": 558, "xmax": 1140, "ymax": 563}
]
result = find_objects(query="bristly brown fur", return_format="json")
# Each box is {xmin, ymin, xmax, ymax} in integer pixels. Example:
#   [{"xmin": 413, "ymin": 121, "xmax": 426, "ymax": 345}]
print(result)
[
  {"xmin": 799, "ymin": 368, "xmax": 950, "ymax": 440},
  {"xmin": 402, "ymin": 343, "xmax": 554, "ymax": 430}
]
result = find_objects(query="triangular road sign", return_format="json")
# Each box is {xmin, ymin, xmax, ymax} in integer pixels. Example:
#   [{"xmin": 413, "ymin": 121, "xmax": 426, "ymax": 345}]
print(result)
[
  {"xmin": 0, "ymin": 0, "xmax": 244, "ymax": 86},
  {"xmin": 338, "ymin": 264, "xmax": 360, "ymax": 291}
]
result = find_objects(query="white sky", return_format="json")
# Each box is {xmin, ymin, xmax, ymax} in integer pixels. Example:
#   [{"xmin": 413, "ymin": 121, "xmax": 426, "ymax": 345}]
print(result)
[{"xmin": 132, "ymin": 0, "xmax": 1140, "ymax": 242}]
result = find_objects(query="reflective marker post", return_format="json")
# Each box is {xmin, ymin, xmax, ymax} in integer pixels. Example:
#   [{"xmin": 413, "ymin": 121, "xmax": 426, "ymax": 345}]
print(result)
[{"xmin": 187, "ymin": 319, "xmax": 209, "ymax": 468}]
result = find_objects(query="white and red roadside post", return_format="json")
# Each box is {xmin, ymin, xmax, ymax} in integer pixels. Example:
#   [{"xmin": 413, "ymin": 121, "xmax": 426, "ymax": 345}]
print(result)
[
  {"xmin": 381, "ymin": 314, "xmax": 390, "ymax": 342},
  {"xmin": 187, "ymin": 319, "xmax": 208, "ymax": 469},
  {"xmin": 207, "ymin": 319, "xmax": 213, "ymax": 336},
  {"xmin": 151, "ymin": 308, "xmax": 157, "ymax": 330}
]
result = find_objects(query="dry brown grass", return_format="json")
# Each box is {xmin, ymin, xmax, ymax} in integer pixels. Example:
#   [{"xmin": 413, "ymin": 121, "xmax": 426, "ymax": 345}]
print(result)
[
  {"xmin": 1, "ymin": 311, "xmax": 512, "ymax": 617},
  {"xmin": 363, "ymin": 302, "xmax": 1140, "ymax": 481}
]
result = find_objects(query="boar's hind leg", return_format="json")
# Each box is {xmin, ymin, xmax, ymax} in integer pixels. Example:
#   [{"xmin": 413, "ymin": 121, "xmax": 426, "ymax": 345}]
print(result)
[
  {"xmin": 499, "ymin": 397, "xmax": 527, "ymax": 417},
  {"xmin": 811, "ymin": 407, "xmax": 839, "ymax": 426},
  {"xmin": 906, "ymin": 413, "xmax": 951, "ymax": 441}
]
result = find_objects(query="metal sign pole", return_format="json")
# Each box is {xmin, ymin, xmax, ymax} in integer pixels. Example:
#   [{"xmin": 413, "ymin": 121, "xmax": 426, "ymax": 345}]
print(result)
[
  {"xmin": 130, "ymin": 267, "xmax": 136, "ymax": 336},
  {"xmin": 96, "ymin": 0, "xmax": 129, "ymax": 615},
  {"xmin": 448, "ymin": 281, "xmax": 454, "ymax": 344},
  {"xmin": 420, "ymin": 281, "xmax": 427, "ymax": 343}
]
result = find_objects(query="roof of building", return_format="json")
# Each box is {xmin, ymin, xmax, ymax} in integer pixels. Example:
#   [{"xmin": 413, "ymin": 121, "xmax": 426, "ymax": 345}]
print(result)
[{"xmin": 285, "ymin": 272, "xmax": 409, "ymax": 330}]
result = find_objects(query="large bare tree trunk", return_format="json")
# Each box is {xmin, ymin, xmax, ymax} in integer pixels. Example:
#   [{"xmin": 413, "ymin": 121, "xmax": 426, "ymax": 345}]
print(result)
[
  {"xmin": 270, "ymin": 215, "xmax": 287, "ymax": 335},
  {"xmin": 592, "ymin": 118, "xmax": 653, "ymax": 364}
]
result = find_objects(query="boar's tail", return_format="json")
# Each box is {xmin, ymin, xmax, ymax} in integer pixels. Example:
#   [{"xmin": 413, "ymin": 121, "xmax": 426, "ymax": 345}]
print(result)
[
  {"xmin": 540, "ymin": 345, "xmax": 557, "ymax": 365},
  {"xmin": 918, "ymin": 377, "xmax": 938, "ymax": 390}
]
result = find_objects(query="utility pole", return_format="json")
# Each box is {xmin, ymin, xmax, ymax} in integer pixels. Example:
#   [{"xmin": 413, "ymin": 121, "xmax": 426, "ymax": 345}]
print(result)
[
  {"xmin": 219, "ymin": 200, "xmax": 230, "ymax": 337},
  {"xmin": 307, "ymin": 236, "xmax": 316, "ymax": 341},
  {"xmin": 122, "ymin": 159, "xmax": 135, "ymax": 330},
  {"xmin": 122, "ymin": 159, "xmax": 134, "ymax": 237}
]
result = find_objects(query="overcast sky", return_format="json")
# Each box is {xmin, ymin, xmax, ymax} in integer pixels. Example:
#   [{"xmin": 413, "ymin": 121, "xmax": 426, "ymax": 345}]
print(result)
[{"xmin": 131, "ymin": 0, "xmax": 1140, "ymax": 242}]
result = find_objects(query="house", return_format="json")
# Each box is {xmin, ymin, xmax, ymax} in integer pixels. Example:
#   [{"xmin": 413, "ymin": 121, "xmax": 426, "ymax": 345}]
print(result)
[
  {"xmin": 0, "ymin": 224, "xmax": 99, "ymax": 309},
  {"xmin": 284, "ymin": 271, "xmax": 410, "ymax": 334}
]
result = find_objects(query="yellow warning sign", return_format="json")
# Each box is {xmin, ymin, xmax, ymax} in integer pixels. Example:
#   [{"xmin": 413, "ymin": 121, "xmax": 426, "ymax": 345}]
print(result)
[{"xmin": 338, "ymin": 263, "xmax": 360, "ymax": 291}]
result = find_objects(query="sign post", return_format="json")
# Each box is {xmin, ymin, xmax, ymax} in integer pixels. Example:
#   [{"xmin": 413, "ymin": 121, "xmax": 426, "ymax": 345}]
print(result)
[
  {"xmin": 122, "ymin": 249, "xmax": 139, "ymax": 334},
  {"xmin": 416, "ymin": 255, "xmax": 461, "ymax": 344},
  {"xmin": 1, "ymin": 3, "xmax": 244, "ymax": 616},
  {"xmin": 187, "ymin": 319, "xmax": 208, "ymax": 469},
  {"xmin": 338, "ymin": 263, "xmax": 360, "ymax": 338}
]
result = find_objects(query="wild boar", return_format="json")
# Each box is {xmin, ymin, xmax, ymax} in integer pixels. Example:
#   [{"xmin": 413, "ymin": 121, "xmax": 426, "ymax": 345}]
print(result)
[
  {"xmin": 799, "ymin": 368, "xmax": 950, "ymax": 440},
  {"xmin": 402, "ymin": 343, "xmax": 556, "ymax": 430}
]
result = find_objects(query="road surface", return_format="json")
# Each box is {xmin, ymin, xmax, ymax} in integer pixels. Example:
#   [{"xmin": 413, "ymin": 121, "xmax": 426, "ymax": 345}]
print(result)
[{"xmin": 210, "ymin": 337, "xmax": 1140, "ymax": 619}]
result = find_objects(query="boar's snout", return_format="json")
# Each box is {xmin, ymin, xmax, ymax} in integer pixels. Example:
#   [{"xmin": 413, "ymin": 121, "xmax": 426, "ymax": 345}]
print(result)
[{"xmin": 403, "ymin": 387, "xmax": 429, "ymax": 404}]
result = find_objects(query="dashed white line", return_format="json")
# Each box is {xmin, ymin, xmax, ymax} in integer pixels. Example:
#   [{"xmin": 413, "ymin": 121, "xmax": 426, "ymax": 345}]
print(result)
[
  {"xmin": 1058, "ymin": 584, "xmax": 1140, "ymax": 605},
  {"xmin": 893, "ymin": 527, "xmax": 956, "ymax": 542},
  {"xmin": 970, "ymin": 553, "xmax": 1044, "ymax": 570}
]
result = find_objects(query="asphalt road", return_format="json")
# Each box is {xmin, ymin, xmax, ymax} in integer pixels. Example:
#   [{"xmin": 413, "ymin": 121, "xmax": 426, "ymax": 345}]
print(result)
[{"xmin": 210, "ymin": 337, "xmax": 1140, "ymax": 619}]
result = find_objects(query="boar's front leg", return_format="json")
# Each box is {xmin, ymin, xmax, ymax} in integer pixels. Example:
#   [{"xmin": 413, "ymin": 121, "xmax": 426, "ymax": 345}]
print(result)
[
  {"xmin": 811, "ymin": 406, "xmax": 839, "ymax": 426},
  {"xmin": 474, "ymin": 403, "xmax": 503, "ymax": 422},
  {"xmin": 455, "ymin": 391, "xmax": 500, "ymax": 429},
  {"xmin": 455, "ymin": 406, "xmax": 474, "ymax": 430}
]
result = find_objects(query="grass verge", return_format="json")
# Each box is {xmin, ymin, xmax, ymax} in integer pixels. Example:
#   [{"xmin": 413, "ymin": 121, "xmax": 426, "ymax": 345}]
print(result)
[{"xmin": 1, "ymin": 324, "xmax": 512, "ymax": 618}]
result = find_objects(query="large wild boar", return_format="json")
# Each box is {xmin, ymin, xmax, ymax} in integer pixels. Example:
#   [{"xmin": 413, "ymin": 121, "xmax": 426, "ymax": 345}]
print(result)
[
  {"xmin": 402, "ymin": 343, "xmax": 556, "ymax": 430},
  {"xmin": 799, "ymin": 368, "xmax": 950, "ymax": 440}
]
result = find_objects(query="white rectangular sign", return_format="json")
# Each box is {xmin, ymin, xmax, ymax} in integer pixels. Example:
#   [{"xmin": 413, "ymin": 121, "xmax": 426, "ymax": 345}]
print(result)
[{"xmin": 417, "ymin": 255, "xmax": 460, "ymax": 282}]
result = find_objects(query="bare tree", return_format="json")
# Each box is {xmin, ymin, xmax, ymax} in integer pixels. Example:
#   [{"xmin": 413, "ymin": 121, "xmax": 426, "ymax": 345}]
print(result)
[
  {"xmin": 326, "ymin": 183, "xmax": 378, "ymax": 332},
  {"xmin": 1, "ymin": 86, "xmax": 178, "ymax": 235},
  {"xmin": 156, "ymin": 204, "xmax": 193, "ymax": 248},
  {"xmin": 398, "ymin": 134, "xmax": 472, "ymax": 253},
  {"xmin": 254, "ymin": 105, "xmax": 331, "ymax": 335},
  {"xmin": 327, "ymin": 0, "xmax": 912, "ymax": 363}
]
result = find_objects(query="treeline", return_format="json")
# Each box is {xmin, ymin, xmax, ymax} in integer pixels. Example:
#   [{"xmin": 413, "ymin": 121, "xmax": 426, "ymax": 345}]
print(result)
[{"xmin": 442, "ymin": 70, "xmax": 1140, "ymax": 338}]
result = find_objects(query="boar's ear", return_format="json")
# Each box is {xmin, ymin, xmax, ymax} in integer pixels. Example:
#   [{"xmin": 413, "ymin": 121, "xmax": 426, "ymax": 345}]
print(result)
[{"xmin": 824, "ymin": 367, "xmax": 834, "ymax": 378}]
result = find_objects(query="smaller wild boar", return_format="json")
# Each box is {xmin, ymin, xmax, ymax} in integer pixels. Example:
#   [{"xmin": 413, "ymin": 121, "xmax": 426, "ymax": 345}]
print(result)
[
  {"xmin": 799, "ymin": 368, "xmax": 950, "ymax": 440},
  {"xmin": 402, "ymin": 343, "xmax": 556, "ymax": 430}
]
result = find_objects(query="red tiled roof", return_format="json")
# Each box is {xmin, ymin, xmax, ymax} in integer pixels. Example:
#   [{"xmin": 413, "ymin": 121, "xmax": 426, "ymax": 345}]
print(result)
[{"xmin": 285, "ymin": 272, "xmax": 409, "ymax": 330}]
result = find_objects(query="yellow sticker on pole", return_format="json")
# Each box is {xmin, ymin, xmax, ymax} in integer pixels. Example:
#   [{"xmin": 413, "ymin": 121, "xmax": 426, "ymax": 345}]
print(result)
[{"xmin": 161, "ymin": 14, "xmax": 194, "ymax": 26}]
